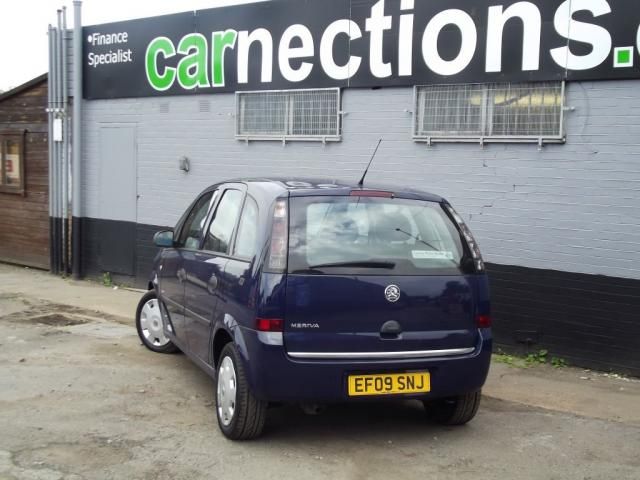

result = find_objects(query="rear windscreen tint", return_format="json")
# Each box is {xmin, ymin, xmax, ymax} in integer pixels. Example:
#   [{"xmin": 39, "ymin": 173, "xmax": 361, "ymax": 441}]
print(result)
[{"xmin": 288, "ymin": 196, "xmax": 465, "ymax": 275}]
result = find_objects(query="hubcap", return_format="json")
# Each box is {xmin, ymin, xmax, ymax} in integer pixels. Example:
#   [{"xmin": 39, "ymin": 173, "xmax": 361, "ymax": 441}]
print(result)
[
  {"xmin": 139, "ymin": 298, "xmax": 170, "ymax": 347},
  {"xmin": 217, "ymin": 356, "xmax": 237, "ymax": 427}
]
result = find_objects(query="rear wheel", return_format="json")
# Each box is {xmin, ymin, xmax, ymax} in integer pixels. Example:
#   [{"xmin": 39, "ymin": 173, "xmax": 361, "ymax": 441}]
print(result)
[
  {"xmin": 215, "ymin": 343, "xmax": 267, "ymax": 440},
  {"xmin": 424, "ymin": 390, "xmax": 482, "ymax": 426},
  {"xmin": 135, "ymin": 290, "xmax": 178, "ymax": 354}
]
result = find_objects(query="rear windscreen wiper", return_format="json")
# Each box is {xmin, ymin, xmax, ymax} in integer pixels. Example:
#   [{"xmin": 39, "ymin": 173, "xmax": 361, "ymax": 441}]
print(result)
[
  {"xmin": 395, "ymin": 228, "xmax": 440, "ymax": 251},
  {"xmin": 305, "ymin": 260, "xmax": 396, "ymax": 270}
]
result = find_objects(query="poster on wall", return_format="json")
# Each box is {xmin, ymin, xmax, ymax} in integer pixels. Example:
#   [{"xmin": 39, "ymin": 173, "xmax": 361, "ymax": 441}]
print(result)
[{"xmin": 82, "ymin": 0, "xmax": 640, "ymax": 99}]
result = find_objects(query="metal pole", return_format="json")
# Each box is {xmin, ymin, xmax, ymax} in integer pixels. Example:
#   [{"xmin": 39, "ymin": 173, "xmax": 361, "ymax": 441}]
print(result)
[
  {"xmin": 51, "ymin": 23, "xmax": 60, "ymax": 275},
  {"xmin": 57, "ymin": 9, "xmax": 63, "ymax": 274},
  {"xmin": 72, "ymin": 0, "xmax": 83, "ymax": 279},
  {"xmin": 62, "ymin": 6, "xmax": 69, "ymax": 274},
  {"xmin": 47, "ymin": 25, "xmax": 55, "ymax": 273},
  {"xmin": 56, "ymin": 9, "xmax": 64, "ymax": 274}
]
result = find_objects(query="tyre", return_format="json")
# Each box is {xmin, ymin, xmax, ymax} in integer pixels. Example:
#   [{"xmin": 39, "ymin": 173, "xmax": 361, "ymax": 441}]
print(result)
[
  {"xmin": 424, "ymin": 390, "xmax": 482, "ymax": 426},
  {"xmin": 135, "ymin": 290, "xmax": 179, "ymax": 354},
  {"xmin": 215, "ymin": 343, "xmax": 267, "ymax": 440}
]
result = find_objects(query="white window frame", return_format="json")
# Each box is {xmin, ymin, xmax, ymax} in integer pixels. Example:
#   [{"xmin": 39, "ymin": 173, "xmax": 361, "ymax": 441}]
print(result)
[
  {"xmin": 413, "ymin": 82, "xmax": 566, "ymax": 146},
  {"xmin": 235, "ymin": 88, "xmax": 342, "ymax": 143}
]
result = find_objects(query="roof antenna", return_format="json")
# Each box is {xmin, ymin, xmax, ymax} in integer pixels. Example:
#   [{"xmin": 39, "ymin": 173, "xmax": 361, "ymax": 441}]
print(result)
[{"xmin": 358, "ymin": 138, "xmax": 382, "ymax": 187}]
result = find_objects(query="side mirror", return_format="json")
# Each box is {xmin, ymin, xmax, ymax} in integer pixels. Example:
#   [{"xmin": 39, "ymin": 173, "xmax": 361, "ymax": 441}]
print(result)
[{"xmin": 153, "ymin": 230, "xmax": 175, "ymax": 248}]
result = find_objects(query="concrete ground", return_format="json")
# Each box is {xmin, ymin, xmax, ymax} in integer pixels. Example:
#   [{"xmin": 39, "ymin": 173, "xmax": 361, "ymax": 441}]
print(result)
[{"xmin": 1, "ymin": 264, "xmax": 639, "ymax": 480}]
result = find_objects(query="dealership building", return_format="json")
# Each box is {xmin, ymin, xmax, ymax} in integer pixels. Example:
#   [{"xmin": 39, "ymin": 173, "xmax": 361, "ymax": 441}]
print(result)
[{"xmin": 31, "ymin": 0, "xmax": 640, "ymax": 374}]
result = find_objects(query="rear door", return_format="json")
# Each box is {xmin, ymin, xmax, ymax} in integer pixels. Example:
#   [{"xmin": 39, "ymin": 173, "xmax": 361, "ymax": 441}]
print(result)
[
  {"xmin": 183, "ymin": 186, "xmax": 246, "ymax": 364},
  {"xmin": 284, "ymin": 195, "xmax": 478, "ymax": 358},
  {"xmin": 217, "ymin": 193, "xmax": 262, "ymax": 343}
]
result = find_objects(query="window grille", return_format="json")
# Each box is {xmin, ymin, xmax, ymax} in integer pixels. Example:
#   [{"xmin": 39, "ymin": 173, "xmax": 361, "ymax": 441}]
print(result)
[
  {"xmin": 414, "ymin": 82, "xmax": 565, "ymax": 144},
  {"xmin": 236, "ymin": 88, "xmax": 341, "ymax": 142}
]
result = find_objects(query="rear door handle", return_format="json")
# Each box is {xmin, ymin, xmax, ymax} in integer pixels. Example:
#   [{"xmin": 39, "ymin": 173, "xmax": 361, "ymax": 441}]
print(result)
[{"xmin": 177, "ymin": 268, "xmax": 187, "ymax": 283}]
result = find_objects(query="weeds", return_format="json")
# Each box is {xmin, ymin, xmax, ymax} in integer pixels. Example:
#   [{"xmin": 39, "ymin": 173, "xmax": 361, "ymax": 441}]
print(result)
[
  {"xmin": 551, "ymin": 357, "xmax": 568, "ymax": 369},
  {"xmin": 494, "ymin": 349, "xmax": 568, "ymax": 370},
  {"xmin": 102, "ymin": 272, "xmax": 113, "ymax": 288},
  {"xmin": 525, "ymin": 349, "xmax": 548, "ymax": 366}
]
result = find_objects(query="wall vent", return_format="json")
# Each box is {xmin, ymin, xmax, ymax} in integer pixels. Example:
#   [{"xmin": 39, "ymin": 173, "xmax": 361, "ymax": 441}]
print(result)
[{"xmin": 199, "ymin": 100, "xmax": 211, "ymax": 113}]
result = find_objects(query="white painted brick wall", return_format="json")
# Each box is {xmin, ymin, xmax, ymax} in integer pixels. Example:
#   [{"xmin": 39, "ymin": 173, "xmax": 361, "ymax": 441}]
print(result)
[{"xmin": 81, "ymin": 80, "xmax": 640, "ymax": 280}]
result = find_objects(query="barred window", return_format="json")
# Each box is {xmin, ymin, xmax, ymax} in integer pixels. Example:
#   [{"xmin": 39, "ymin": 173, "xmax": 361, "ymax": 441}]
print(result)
[
  {"xmin": 414, "ymin": 82, "xmax": 565, "ymax": 144},
  {"xmin": 236, "ymin": 88, "xmax": 341, "ymax": 142}
]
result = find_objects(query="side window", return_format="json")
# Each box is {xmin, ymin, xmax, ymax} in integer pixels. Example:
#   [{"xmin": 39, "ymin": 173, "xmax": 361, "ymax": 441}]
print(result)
[
  {"xmin": 204, "ymin": 189, "xmax": 244, "ymax": 254},
  {"xmin": 233, "ymin": 197, "xmax": 259, "ymax": 259},
  {"xmin": 177, "ymin": 191, "xmax": 215, "ymax": 249},
  {"xmin": 0, "ymin": 135, "xmax": 25, "ymax": 194}
]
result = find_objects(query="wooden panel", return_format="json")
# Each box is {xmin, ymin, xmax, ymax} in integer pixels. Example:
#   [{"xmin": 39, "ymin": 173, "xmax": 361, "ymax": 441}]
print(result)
[
  {"xmin": 0, "ymin": 79, "xmax": 50, "ymax": 270},
  {"xmin": 0, "ymin": 82, "xmax": 48, "ymax": 124}
]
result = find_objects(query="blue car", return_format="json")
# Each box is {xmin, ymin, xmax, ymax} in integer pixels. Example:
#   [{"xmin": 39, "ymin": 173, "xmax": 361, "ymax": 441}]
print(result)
[{"xmin": 135, "ymin": 178, "xmax": 492, "ymax": 440}]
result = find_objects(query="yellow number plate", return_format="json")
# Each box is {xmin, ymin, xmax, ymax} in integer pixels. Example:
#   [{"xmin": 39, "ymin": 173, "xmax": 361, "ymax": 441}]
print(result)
[{"xmin": 348, "ymin": 372, "xmax": 430, "ymax": 397}]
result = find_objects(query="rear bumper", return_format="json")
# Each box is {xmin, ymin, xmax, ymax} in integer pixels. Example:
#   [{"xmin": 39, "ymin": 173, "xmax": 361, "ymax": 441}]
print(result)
[{"xmin": 237, "ymin": 327, "xmax": 492, "ymax": 403}]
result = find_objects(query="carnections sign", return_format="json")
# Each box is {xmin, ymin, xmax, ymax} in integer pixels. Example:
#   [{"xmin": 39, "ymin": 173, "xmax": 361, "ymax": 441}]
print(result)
[{"xmin": 83, "ymin": 0, "xmax": 640, "ymax": 99}]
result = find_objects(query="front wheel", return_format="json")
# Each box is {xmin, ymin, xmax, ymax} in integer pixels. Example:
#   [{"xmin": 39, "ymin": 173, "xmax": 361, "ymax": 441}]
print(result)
[
  {"xmin": 215, "ymin": 343, "xmax": 267, "ymax": 440},
  {"xmin": 135, "ymin": 290, "xmax": 178, "ymax": 354},
  {"xmin": 423, "ymin": 390, "xmax": 482, "ymax": 426}
]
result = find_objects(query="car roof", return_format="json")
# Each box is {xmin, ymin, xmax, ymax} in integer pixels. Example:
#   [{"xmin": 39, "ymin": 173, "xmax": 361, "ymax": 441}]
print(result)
[{"xmin": 222, "ymin": 177, "xmax": 445, "ymax": 203}]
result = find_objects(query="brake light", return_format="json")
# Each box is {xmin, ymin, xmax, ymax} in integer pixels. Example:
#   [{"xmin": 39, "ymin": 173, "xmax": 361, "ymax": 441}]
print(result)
[
  {"xmin": 476, "ymin": 315, "xmax": 492, "ymax": 328},
  {"xmin": 256, "ymin": 318, "xmax": 284, "ymax": 332},
  {"xmin": 444, "ymin": 204, "xmax": 485, "ymax": 272},
  {"xmin": 268, "ymin": 199, "xmax": 288, "ymax": 271},
  {"xmin": 350, "ymin": 190, "xmax": 394, "ymax": 198}
]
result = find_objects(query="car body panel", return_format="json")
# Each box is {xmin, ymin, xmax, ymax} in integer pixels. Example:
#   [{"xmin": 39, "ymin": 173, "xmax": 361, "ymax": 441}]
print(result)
[
  {"xmin": 283, "ymin": 274, "xmax": 480, "ymax": 355},
  {"xmin": 151, "ymin": 177, "xmax": 492, "ymax": 404},
  {"xmin": 183, "ymin": 251, "xmax": 228, "ymax": 364},
  {"xmin": 238, "ymin": 326, "xmax": 492, "ymax": 403},
  {"xmin": 158, "ymin": 249, "xmax": 188, "ymax": 343}
]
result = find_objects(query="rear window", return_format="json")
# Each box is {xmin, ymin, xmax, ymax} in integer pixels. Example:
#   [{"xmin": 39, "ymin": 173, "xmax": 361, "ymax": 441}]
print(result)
[{"xmin": 288, "ymin": 196, "xmax": 465, "ymax": 276}]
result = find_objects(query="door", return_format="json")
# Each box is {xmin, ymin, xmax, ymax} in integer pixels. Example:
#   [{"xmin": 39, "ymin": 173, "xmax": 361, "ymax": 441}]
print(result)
[
  {"xmin": 159, "ymin": 190, "xmax": 215, "ymax": 345},
  {"xmin": 183, "ymin": 186, "xmax": 246, "ymax": 364},
  {"xmin": 284, "ymin": 195, "xmax": 479, "ymax": 355},
  {"xmin": 97, "ymin": 125, "xmax": 137, "ymax": 275},
  {"xmin": 217, "ymin": 194, "xmax": 261, "ymax": 348}
]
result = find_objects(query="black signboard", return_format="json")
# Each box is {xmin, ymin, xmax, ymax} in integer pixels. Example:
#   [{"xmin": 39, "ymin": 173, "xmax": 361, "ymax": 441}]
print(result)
[{"xmin": 82, "ymin": 0, "xmax": 640, "ymax": 99}]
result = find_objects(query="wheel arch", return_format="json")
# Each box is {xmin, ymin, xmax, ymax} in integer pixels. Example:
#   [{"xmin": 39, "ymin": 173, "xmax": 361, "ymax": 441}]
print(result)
[
  {"xmin": 212, "ymin": 328, "xmax": 234, "ymax": 368},
  {"xmin": 211, "ymin": 317, "xmax": 251, "ymax": 370}
]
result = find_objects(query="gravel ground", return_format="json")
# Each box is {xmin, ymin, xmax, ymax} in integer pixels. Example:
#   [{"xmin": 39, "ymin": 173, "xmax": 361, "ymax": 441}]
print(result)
[{"xmin": 1, "ymin": 265, "xmax": 639, "ymax": 480}]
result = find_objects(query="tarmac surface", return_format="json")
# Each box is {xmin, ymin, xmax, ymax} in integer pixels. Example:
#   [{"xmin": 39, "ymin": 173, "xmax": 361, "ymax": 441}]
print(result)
[{"xmin": 1, "ymin": 264, "xmax": 639, "ymax": 480}]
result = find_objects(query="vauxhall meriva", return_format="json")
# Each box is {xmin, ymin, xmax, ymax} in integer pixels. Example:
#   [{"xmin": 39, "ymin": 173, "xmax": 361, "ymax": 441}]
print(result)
[{"xmin": 135, "ymin": 178, "xmax": 492, "ymax": 440}]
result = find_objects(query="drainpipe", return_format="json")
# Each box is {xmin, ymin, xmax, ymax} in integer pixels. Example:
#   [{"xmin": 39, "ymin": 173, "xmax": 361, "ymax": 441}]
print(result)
[
  {"xmin": 72, "ymin": 0, "xmax": 83, "ymax": 279},
  {"xmin": 47, "ymin": 25, "xmax": 55, "ymax": 273},
  {"xmin": 56, "ymin": 9, "xmax": 63, "ymax": 274},
  {"xmin": 51, "ymin": 22, "xmax": 60, "ymax": 275},
  {"xmin": 62, "ymin": 6, "xmax": 69, "ymax": 274}
]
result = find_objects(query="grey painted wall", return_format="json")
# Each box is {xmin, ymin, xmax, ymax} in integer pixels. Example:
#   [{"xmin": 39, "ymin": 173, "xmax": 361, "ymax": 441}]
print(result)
[{"xmin": 81, "ymin": 80, "xmax": 640, "ymax": 280}]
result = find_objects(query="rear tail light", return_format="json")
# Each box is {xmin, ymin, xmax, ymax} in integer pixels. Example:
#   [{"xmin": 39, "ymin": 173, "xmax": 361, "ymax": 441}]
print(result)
[
  {"xmin": 476, "ymin": 314, "xmax": 492, "ymax": 328},
  {"xmin": 267, "ymin": 199, "xmax": 288, "ymax": 271},
  {"xmin": 256, "ymin": 318, "xmax": 284, "ymax": 332},
  {"xmin": 444, "ymin": 204, "xmax": 485, "ymax": 273}
]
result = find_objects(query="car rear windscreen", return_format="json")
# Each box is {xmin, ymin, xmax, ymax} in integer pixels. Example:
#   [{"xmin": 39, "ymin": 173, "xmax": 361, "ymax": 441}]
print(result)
[{"xmin": 288, "ymin": 196, "xmax": 466, "ymax": 275}]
